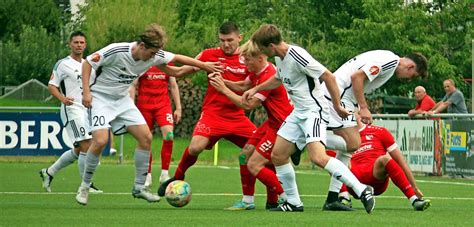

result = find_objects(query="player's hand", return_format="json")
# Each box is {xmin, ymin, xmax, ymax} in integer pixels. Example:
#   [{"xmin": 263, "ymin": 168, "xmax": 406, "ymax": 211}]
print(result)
[
  {"xmin": 202, "ymin": 61, "xmax": 223, "ymax": 73},
  {"xmin": 208, "ymin": 73, "xmax": 226, "ymax": 93},
  {"xmin": 359, "ymin": 107, "xmax": 372, "ymax": 124},
  {"xmin": 62, "ymin": 96, "xmax": 75, "ymax": 106},
  {"xmin": 174, "ymin": 108, "xmax": 182, "ymax": 124},
  {"xmin": 414, "ymin": 187, "xmax": 424, "ymax": 198},
  {"xmin": 82, "ymin": 91, "xmax": 92, "ymax": 108},
  {"xmin": 242, "ymin": 88, "xmax": 257, "ymax": 105},
  {"xmin": 334, "ymin": 104, "xmax": 350, "ymax": 118}
]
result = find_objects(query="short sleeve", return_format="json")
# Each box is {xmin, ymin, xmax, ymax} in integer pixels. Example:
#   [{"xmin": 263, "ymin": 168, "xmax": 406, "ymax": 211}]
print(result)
[
  {"xmin": 86, "ymin": 44, "xmax": 117, "ymax": 70},
  {"xmin": 153, "ymin": 50, "xmax": 175, "ymax": 66},
  {"xmin": 381, "ymin": 128, "xmax": 397, "ymax": 152},
  {"xmin": 447, "ymin": 91, "xmax": 463, "ymax": 106},
  {"xmin": 298, "ymin": 58, "xmax": 327, "ymax": 80},
  {"xmin": 48, "ymin": 61, "xmax": 64, "ymax": 87},
  {"xmin": 361, "ymin": 62, "xmax": 382, "ymax": 82}
]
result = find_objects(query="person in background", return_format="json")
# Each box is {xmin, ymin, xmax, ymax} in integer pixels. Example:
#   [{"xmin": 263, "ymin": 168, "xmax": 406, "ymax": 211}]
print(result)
[
  {"xmin": 428, "ymin": 79, "xmax": 467, "ymax": 114},
  {"xmin": 407, "ymin": 86, "xmax": 435, "ymax": 117}
]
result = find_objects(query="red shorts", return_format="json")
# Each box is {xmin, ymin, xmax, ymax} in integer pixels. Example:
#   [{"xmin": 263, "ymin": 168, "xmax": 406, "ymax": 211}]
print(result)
[
  {"xmin": 247, "ymin": 121, "xmax": 278, "ymax": 160},
  {"xmin": 192, "ymin": 112, "xmax": 256, "ymax": 149},
  {"xmin": 349, "ymin": 162, "xmax": 389, "ymax": 196},
  {"xmin": 138, "ymin": 105, "xmax": 173, "ymax": 130}
]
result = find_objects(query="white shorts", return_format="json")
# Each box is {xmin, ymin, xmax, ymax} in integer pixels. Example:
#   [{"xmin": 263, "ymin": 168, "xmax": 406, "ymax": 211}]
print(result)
[
  {"xmin": 277, "ymin": 111, "xmax": 327, "ymax": 151},
  {"xmin": 60, "ymin": 102, "xmax": 91, "ymax": 143},
  {"xmin": 326, "ymin": 97, "xmax": 358, "ymax": 130},
  {"xmin": 89, "ymin": 93, "xmax": 146, "ymax": 135}
]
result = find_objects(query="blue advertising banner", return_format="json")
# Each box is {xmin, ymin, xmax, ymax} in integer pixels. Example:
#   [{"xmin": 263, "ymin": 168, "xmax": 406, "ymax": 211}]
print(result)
[{"xmin": 0, "ymin": 112, "xmax": 110, "ymax": 156}]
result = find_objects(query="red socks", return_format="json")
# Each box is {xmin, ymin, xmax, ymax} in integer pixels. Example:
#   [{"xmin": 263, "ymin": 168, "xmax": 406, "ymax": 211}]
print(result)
[
  {"xmin": 386, "ymin": 159, "xmax": 416, "ymax": 199},
  {"xmin": 256, "ymin": 166, "xmax": 283, "ymax": 204},
  {"xmin": 240, "ymin": 164, "xmax": 256, "ymax": 196},
  {"xmin": 160, "ymin": 140, "xmax": 173, "ymax": 171},
  {"xmin": 174, "ymin": 147, "xmax": 197, "ymax": 180}
]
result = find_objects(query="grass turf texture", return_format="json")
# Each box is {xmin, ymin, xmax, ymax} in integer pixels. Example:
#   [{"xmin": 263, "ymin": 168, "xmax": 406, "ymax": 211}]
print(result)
[{"xmin": 1, "ymin": 162, "xmax": 473, "ymax": 226}]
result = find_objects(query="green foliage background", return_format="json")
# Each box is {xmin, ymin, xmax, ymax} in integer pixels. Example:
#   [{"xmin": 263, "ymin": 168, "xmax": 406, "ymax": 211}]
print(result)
[{"xmin": 1, "ymin": 0, "xmax": 472, "ymax": 102}]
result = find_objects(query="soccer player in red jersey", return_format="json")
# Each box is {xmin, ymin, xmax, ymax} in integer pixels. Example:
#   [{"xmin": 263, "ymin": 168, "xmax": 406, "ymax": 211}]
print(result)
[
  {"xmin": 338, "ymin": 116, "xmax": 431, "ymax": 211},
  {"xmin": 209, "ymin": 40, "xmax": 293, "ymax": 210},
  {"xmin": 130, "ymin": 64, "xmax": 182, "ymax": 187},
  {"xmin": 158, "ymin": 22, "xmax": 258, "ymax": 207}
]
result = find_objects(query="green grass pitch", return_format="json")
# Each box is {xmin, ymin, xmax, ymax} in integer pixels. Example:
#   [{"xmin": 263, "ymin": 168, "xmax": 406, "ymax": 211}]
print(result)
[{"xmin": 1, "ymin": 161, "xmax": 473, "ymax": 226}]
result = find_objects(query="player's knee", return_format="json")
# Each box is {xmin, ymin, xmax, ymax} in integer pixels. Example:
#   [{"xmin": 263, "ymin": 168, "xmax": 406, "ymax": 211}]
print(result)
[
  {"xmin": 165, "ymin": 131, "xmax": 174, "ymax": 141},
  {"xmin": 188, "ymin": 144, "xmax": 204, "ymax": 156},
  {"xmin": 92, "ymin": 136, "xmax": 109, "ymax": 147},
  {"xmin": 271, "ymin": 152, "xmax": 284, "ymax": 165},
  {"xmin": 346, "ymin": 141, "xmax": 360, "ymax": 153},
  {"xmin": 247, "ymin": 158, "xmax": 260, "ymax": 176},
  {"xmin": 379, "ymin": 155, "xmax": 392, "ymax": 166}
]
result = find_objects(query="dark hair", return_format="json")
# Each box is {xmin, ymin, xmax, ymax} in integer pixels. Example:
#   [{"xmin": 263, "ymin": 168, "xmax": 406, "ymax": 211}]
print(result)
[
  {"xmin": 251, "ymin": 24, "xmax": 282, "ymax": 48},
  {"xmin": 219, "ymin": 21, "xmax": 239, "ymax": 35},
  {"xmin": 406, "ymin": 52, "xmax": 428, "ymax": 78},
  {"xmin": 69, "ymin": 31, "xmax": 86, "ymax": 41}
]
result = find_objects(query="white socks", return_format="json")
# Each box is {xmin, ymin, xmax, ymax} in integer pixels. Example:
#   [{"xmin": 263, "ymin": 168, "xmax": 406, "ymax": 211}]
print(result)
[
  {"xmin": 134, "ymin": 149, "xmax": 151, "ymax": 190},
  {"xmin": 81, "ymin": 152, "xmax": 100, "ymax": 188},
  {"xmin": 328, "ymin": 151, "xmax": 352, "ymax": 192},
  {"xmin": 78, "ymin": 152, "xmax": 87, "ymax": 179},
  {"xmin": 275, "ymin": 163, "xmax": 302, "ymax": 206},
  {"xmin": 324, "ymin": 157, "xmax": 365, "ymax": 197},
  {"xmin": 48, "ymin": 149, "xmax": 78, "ymax": 176}
]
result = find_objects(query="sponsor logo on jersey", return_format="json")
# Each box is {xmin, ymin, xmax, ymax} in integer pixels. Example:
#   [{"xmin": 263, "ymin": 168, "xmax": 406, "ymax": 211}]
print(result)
[
  {"xmin": 354, "ymin": 144, "xmax": 373, "ymax": 154},
  {"xmin": 225, "ymin": 66, "xmax": 246, "ymax": 74},
  {"xmin": 239, "ymin": 55, "xmax": 245, "ymax": 64},
  {"xmin": 91, "ymin": 53, "xmax": 101, "ymax": 62},
  {"xmin": 369, "ymin": 66, "xmax": 380, "ymax": 75},
  {"xmin": 146, "ymin": 74, "xmax": 166, "ymax": 80}
]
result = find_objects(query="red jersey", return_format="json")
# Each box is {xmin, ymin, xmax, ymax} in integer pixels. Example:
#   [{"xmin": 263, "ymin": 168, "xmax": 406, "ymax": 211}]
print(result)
[
  {"xmin": 415, "ymin": 95, "xmax": 436, "ymax": 111},
  {"xmin": 248, "ymin": 63, "xmax": 293, "ymax": 128},
  {"xmin": 198, "ymin": 47, "xmax": 248, "ymax": 120},
  {"xmin": 351, "ymin": 125, "xmax": 398, "ymax": 165},
  {"xmin": 137, "ymin": 65, "xmax": 172, "ymax": 110}
]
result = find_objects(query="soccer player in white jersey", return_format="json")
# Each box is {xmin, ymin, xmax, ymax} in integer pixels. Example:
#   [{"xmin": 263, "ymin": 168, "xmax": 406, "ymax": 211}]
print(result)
[
  {"xmin": 242, "ymin": 24, "xmax": 375, "ymax": 213},
  {"xmin": 76, "ymin": 24, "xmax": 222, "ymax": 205},
  {"xmin": 40, "ymin": 31, "xmax": 102, "ymax": 194},
  {"xmin": 321, "ymin": 50, "xmax": 428, "ymax": 211}
]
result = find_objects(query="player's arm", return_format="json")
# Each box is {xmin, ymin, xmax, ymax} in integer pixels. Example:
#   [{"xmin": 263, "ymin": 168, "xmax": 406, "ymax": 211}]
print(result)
[
  {"xmin": 48, "ymin": 79, "xmax": 74, "ymax": 106},
  {"xmin": 129, "ymin": 79, "xmax": 139, "ymax": 103},
  {"xmin": 209, "ymin": 73, "xmax": 261, "ymax": 111},
  {"xmin": 351, "ymin": 69, "xmax": 371, "ymax": 123},
  {"xmin": 169, "ymin": 76, "xmax": 182, "ymax": 123},
  {"xmin": 81, "ymin": 61, "xmax": 93, "ymax": 108},
  {"xmin": 224, "ymin": 79, "xmax": 252, "ymax": 92},
  {"xmin": 320, "ymin": 70, "xmax": 349, "ymax": 118},
  {"xmin": 389, "ymin": 148, "xmax": 423, "ymax": 198},
  {"xmin": 161, "ymin": 54, "xmax": 222, "ymax": 77},
  {"xmin": 242, "ymin": 75, "xmax": 281, "ymax": 105}
]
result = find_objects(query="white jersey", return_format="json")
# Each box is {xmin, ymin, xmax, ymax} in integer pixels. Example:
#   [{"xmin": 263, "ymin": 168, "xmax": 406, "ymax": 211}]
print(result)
[
  {"xmin": 275, "ymin": 45, "xmax": 329, "ymax": 120},
  {"xmin": 87, "ymin": 42, "xmax": 175, "ymax": 99},
  {"xmin": 49, "ymin": 56, "xmax": 84, "ymax": 104},
  {"xmin": 324, "ymin": 50, "xmax": 400, "ymax": 104}
]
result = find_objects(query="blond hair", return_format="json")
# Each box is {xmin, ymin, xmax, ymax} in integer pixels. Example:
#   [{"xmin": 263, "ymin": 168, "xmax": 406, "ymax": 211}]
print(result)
[
  {"xmin": 240, "ymin": 40, "xmax": 262, "ymax": 58},
  {"xmin": 139, "ymin": 23, "xmax": 167, "ymax": 49}
]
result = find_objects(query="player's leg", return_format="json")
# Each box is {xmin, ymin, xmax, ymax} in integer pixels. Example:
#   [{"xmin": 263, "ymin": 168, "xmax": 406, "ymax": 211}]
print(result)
[
  {"xmin": 40, "ymin": 146, "xmax": 79, "ymax": 192},
  {"xmin": 248, "ymin": 150, "xmax": 284, "ymax": 209},
  {"xmin": 126, "ymin": 124, "xmax": 160, "ymax": 202},
  {"xmin": 324, "ymin": 126, "xmax": 360, "ymax": 209},
  {"xmin": 140, "ymin": 109, "xmax": 155, "ymax": 188},
  {"xmin": 157, "ymin": 111, "xmax": 174, "ymax": 184},
  {"xmin": 374, "ymin": 155, "xmax": 430, "ymax": 210},
  {"xmin": 75, "ymin": 139, "xmax": 102, "ymax": 193},
  {"xmin": 157, "ymin": 135, "xmax": 210, "ymax": 196}
]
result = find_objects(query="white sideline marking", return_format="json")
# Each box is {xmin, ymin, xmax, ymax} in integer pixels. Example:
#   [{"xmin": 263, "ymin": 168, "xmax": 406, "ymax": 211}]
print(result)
[{"xmin": 1, "ymin": 191, "xmax": 473, "ymax": 200}]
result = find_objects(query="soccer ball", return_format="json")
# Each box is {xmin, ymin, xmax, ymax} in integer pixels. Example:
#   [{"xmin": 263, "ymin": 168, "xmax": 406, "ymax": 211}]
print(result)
[{"xmin": 165, "ymin": 180, "xmax": 192, "ymax": 207}]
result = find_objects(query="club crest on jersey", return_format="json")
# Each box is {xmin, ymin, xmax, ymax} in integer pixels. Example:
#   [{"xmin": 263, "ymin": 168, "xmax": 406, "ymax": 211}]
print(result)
[
  {"xmin": 91, "ymin": 53, "xmax": 101, "ymax": 62},
  {"xmin": 239, "ymin": 55, "xmax": 245, "ymax": 64},
  {"xmin": 369, "ymin": 66, "xmax": 380, "ymax": 75},
  {"xmin": 50, "ymin": 74, "xmax": 54, "ymax": 80},
  {"xmin": 365, "ymin": 135, "xmax": 373, "ymax": 140}
]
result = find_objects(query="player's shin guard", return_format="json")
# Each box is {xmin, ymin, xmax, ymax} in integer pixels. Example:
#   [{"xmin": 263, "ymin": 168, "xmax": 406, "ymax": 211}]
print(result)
[
  {"xmin": 256, "ymin": 166, "xmax": 284, "ymax": 204},
  {"xmin": 48, "ymin": 149, "xmax": 78, "ymax": 175},
  {"xmin": 174, "ymin": 147, "xmax": 197, "ymax": 180},
  {"xmin": 81, "ymin": 152, "xmax": 100, "ymax": 188},
  {"xmin": 324, "ymin": 157, "xmax": 365, "ymax": 197},
  {"xmin": 161, "ymin": 140, "xmax": 173, "ymax": 171},
  {"xmin": 275, "ymin": 163, "xmax": 302, "ymax": 206},
  {"xmin": 386, "ymin": 159, "xmax": 416, "ymax": 199},
  {"xmin": 327, "ymin": 151, "xmax": 352, "ymax": 202},
  {"xmin": 134, "ymin": 149, "xmax": 150, "ymax": 189},
  {"xmin": 239, "ymin": 154, "xmax": 256, "ymax": 199}
]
